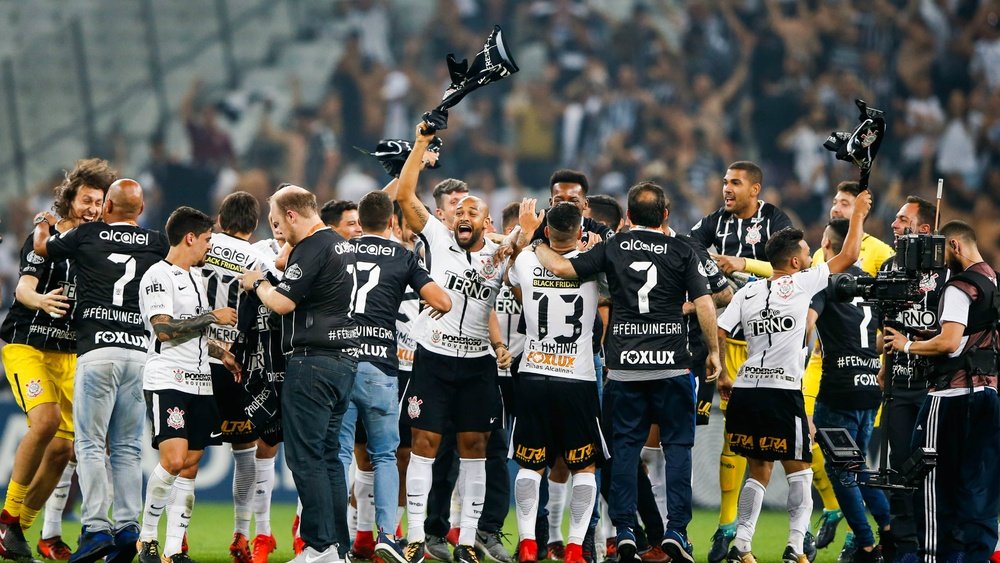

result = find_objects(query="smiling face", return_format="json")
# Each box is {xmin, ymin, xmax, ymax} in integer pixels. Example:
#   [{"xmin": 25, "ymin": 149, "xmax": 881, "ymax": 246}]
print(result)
[
  {"xmin": 891, "ymin": 202, "xmax": 930, "ymax": 238},
  {"xmin": 72, "ymin": 186, "xmax": 105, "ymax": 223},
  {"xmin": 436, "ymin": 191, "xmax": 467, "ymax": 229},
  {"xmin": 192, "ymin": 231, "xmax": 213, "ymax": 267},
  {"xmin": 722, "ymin": 168, "xmax": 759, "ymax": 216},
  {"xmin": 334, "ymin": 209, "xmax": 363, "ymax": 240},
  {"xmin": 452, "ymin": 196, "xmax": 488, "ymax": 250}
]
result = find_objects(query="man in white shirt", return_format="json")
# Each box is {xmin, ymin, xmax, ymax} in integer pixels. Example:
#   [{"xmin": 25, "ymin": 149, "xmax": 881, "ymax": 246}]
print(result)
[
  {"xmin": 716, "ymin": 192, "xmax": 871, "ymax": 563},
  {"xmin": 135, "ymin": 207, "xmax": 240, "ymax": 563}
]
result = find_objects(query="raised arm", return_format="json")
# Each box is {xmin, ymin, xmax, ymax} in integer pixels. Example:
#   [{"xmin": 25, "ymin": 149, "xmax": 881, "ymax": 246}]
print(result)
[
  {"xmin": 396, "ymin": 123, "xmax": 435, "ymax": 233},
  {"xmin": 827, "ymin": 190, "xmax": 872, "ymax": 274}
]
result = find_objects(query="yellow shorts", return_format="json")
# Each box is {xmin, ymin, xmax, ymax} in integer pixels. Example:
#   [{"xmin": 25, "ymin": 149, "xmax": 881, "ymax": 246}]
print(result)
[
  {"xmin": 720, "ymin": 338, "xmax": 748, "ymax": 412},
  {"xmin": 2, "ymin": 343, "xmax": 76, "ymax": 440},
  {"xmin": 802, "ymin": 350, "xmax": 823, "ymax": 417}
]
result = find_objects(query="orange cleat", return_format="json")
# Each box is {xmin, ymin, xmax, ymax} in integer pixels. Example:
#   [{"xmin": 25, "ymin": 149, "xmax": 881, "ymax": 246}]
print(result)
[
  {"xmin": 639, "ymin": 546, "xmax": 668, "ymax": 563},
  {"xmin": 517, "ymin": 540, "xmax": 537, "ymax": 563},
  {"xmin": 251, "ymin": 534, "xmax": 276, "ymax": 563},
  {"xmin": 230, "ymin": 533, "xmax": 252, "ymax": 563},
  {"xmin": 37, "ymin": 536, "xmax": 73, "ymax": 561},
  {"xmin": 292, "ymin": 515, "xmax": 304, "ymax": 555},
  {"xmin": 181, "ymin": 533, "xmax": 189, "ymax": 554}
]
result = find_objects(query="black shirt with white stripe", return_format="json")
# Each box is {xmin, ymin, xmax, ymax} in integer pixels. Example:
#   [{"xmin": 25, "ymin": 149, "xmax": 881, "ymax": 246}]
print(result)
[
  {"xmin": 689, "ymin": 201, "xmax": 794, "ymax": 260},
  {"xmin": 0, "ymin": 232, "xmax": 78, "ymax": 352}
]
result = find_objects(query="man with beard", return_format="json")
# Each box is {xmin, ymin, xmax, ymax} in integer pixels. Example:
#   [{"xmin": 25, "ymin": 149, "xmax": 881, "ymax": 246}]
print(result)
[
  {"xmin": 0, "ymin": 159, "xmax": 116, "ymax": 562},
  {"xmin": 876, "ymin": 196, "xmax": 949, "ymax": 562},
  {"xmin": 135, "ymin": 207, "xmax": 240, "ymax": 563},
  {"xmin": 376, "ymin": 122, "xmax": 511, "ymax": 563},
  {"xmin": 884, "ymin": 220, "xmax": 999, "ymax": 562}
]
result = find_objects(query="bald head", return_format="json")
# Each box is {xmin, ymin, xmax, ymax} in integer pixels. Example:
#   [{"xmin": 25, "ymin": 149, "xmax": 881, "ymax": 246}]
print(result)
[
  {"xmin": 271, "ymin": 184, "xmax": 318, "ymax": 218},
  {"xmin": 452, "ymin": 195, "xmax": 490, "ymax": 251},
  {"xmin": 105, "ymin": 178, "xmax": 144, "ymax": 221}
]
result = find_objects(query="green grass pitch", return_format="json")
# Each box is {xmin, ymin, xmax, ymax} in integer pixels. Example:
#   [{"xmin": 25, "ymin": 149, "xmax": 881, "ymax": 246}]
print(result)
[{"xmin": 34, "ymin": 503, "xmax": 848, "ymax": 563}]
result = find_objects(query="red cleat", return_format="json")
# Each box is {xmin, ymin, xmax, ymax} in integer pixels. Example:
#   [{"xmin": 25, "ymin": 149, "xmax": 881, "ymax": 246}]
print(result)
[
  {"xmin": 182, "ymin": 533, "xmax": 189, "ymax": 554},
  {"xmin": 517, "ymin": 540, "xmax": 538, "ymax": 563},
  {"xmin": 251, "ymin": 534, "xmax": 276, "ymax": 563},
  {"xmin": 564, "ymin": 544, "xmax": 585, "ymax": 563},
  {"xmin": 639, "ymin": 546, "xmax": 668, "ymax": 563},
  {"xmin": 990, "ymin": 551, "xmax": 1000, "ymax": 563},
  {"xmin": 445, "ymin": 528, "xmax": 460, "ymax": 547},
  {"xmin": 605, "ymin": 538, "xmax": 616, "ymax": 558},
  {"xmin": 231, "ymin": 533, "xmax": 252, "ymax": 563},
  {"xmin": 37, "ymin": 536, "xmax": 73, "ymax": 560},
  {"xmin": 292, "ymin": 516, "xmax": 304, "ymax": 555},
  {"xmin": 351, "ymin": 531, "xmax": 376, "ymax": 560}
]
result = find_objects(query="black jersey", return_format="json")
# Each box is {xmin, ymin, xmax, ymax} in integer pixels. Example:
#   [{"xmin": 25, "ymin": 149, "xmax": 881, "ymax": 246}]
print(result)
[
  {"xmin": 879, "ymin": 257, "xmax": 949, "ymax": 389},
  {"xmin": 0, "ymin": 232, "xmax": 78, "ymax": 351},
  {"xmin": 570, "ymin": 227, "xmax": 710, "ymax": 374},
  {"xmin": 275, "ymin": 228, "xmax": 359, "ymax": 355},
  {"xmin": 810, "ymin": 265, "xmax": 881, "ymax": 410},
  {"xmin": 681, "ymin": 234, "xmax": 730, "ymax": 357},
  {"xmin": 45, "ymin": 222, "xmax": 169, "ymax": 355},
  {"xmin": 349, "ymin": 235, "xmax": 433, "ymax": 372},
  {"xmin": 689, "ymin": 201, "xmax": 793, "ymax": 260}
]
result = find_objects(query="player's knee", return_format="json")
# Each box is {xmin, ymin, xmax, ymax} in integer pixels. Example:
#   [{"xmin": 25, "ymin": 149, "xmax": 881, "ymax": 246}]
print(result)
[
  {"xmin": 456, "ymin": 432, "xmax": 488, "ymax": 457},
  {"xmin": 46, "ymin": 438, "xmax": 73, "ymax": 466},
  {"xmin": 25, "ymin": 404, "xmax": 61, "ymax": 440},
  {"xmin": 160, "ymin": 455, "xmax": 186, "ymax": 475},
  {"xmin": 410, "ymin": 430, "xmax": 440, "ymax": 457}
]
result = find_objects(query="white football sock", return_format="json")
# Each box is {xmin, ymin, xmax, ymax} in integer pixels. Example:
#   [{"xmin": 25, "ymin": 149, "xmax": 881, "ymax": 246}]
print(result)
[
  {"xmin": 640, "ymin": 446, "xmax": 667, "ymax": 528},
  {"xmin": 733, "ymin": 478, "xmax": 766, "ymax": 554},
  {"xmin": 514, "ymin": 469, "xmax": 542, "ymax": 541},
  {"xmin": 568, "ymin": 473, "xmax": 597, "ymax": 545},
  {"xmin": 252, "ymin": 457, "xmax": 275, "ymax": 537},
  {"xmin": 140, "ymin": 464, "xmax": 177, "ymax": 542},
  {"xmin": 450, "ymin": 462, "xmax": 466, "ymax": 530},
  {"xmin": 458, "ymin": 458, "xmax": 486, "ymax": 547},
  {"xmin": 164, "ymin": 476, "xmax": 195, "ymax": 556},
  {"xmin": 355, "ymin": 470, "xmax": 375, "ymax": 536},
  {"xmin": 546, "ymin": 477, "xmax": 568, "ymax": 543},
  {"xmin": 233, "ymin": 446, "xmax": 257, "ymax": 537},
  {"xmin": 786, "ymin": 469, "xmax": 813, "ymax": 554},
  {"xmin": 42, "ymin": 461, "xmax": 74, "ymax": 539},
  {"xmin": 405, "ymin": 454, "xmax": 434, "ymax": 543}
]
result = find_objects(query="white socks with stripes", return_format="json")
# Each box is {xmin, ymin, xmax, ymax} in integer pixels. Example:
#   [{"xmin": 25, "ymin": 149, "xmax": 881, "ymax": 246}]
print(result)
[
  {"xmin": 233, "ymin": 446, "xmax": 257, "ymax": 537},
  {"xmin": 568, "ymin": 473, "xmax": 597, "ymax": 545},
  {"xmin": 514, "ymin": 469, "xmax": 542, "ymax": 541},
  {"xmin": 733, "ymin": 478, "xmax": 766, "ymax": 554}
]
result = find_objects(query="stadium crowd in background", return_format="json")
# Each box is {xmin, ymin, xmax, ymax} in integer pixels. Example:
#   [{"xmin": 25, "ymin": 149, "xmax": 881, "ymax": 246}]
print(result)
[{"xmin": 0, "ymin": 2, "xmax": 999, "ymax": 563}]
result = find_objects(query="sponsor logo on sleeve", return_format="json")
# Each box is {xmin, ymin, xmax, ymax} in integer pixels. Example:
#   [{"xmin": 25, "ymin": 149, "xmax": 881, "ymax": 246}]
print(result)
[
  {"xmin": 284, "ymin": 264, "xmax": 303, "ymax": 281},
  {"xmin": 26, "ymin": 251, "xmax": 45, "ymax": 265}
]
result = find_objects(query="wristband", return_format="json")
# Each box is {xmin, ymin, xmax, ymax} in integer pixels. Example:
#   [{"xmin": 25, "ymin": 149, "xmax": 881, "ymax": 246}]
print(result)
[
  {"xmin": 903, "ymin": 340, "xmax": 913, "ymax": 354},
  {"xmin": 252, "ymin": 278, "xmax": 266, "ymax": 292}
]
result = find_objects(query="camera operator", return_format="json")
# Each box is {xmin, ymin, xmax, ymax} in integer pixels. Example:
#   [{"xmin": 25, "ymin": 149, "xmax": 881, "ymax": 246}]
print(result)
[
  {"xmin": 806, "ymin": 218, "xmax": 890, "ymax": 562},
  {"xmin": 884, "ymin": 220, "xmax": 1000, "ymax": 562},
  {"xmin": 878, "ymin": 196, "xmax": 949, "ymax": 559}
]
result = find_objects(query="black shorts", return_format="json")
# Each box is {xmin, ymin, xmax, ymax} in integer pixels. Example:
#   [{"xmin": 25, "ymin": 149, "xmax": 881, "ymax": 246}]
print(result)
[
  {"xmin": 403, "ymin": 346, "xmax": 501, "ymax": 434},
  {"xmin": 145, "ymin": 389, "xmax": 222, "ymax": 451},
  {"xmin": 510, "ymin": 374, "xmax": 607, "ymax": 471},
  {"xmin": 398, "ymin": 370, "xmax": 411, "ymax": 448},
  {"xmin": 211, "ymin": 363, "xmax": 257, "ymax": 444},
  {"xmin": 725, "ymin": 387, "xmax": 812, "ymax": 462}
]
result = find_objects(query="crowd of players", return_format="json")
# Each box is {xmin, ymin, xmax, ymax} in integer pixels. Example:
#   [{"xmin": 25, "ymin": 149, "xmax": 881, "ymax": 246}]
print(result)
[{"xmin": 0, "ymin": 117, "xmax": 997, "ymax": 563}]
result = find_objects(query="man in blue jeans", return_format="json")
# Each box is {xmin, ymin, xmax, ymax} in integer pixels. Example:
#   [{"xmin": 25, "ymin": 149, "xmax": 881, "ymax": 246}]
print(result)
[
  {"xmin": 33, "ymin": 179, "xmax": 170, "ymax": 563},
  {"xmin": 336, "ymin": 191, "xmax": 451, "ymax": 558},
  {"xmin": 243, "ymin": 184, "xmax": 361, "ymax": 563},
  {"xmin": 807, "ymin": 218, "xmax": 889, "ymax": 563},
  {"xmin": 533, "ymin": 183, "xmax": 721, "ymax": 563}
]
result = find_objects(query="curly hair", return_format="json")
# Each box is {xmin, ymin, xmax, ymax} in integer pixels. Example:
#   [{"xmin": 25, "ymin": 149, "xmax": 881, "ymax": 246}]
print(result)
[{"xmin": 52, "ymin": 158, "xmax": 118, "ymax": 218}]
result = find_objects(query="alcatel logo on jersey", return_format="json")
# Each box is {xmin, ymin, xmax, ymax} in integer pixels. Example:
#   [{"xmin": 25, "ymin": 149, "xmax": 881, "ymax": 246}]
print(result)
[
  {"xmin": 619, "ymin": 350, "xmax": 675, "ymax": 365},
  {"xmin": 209, "ymin": 245, "xmax": 251, "ymax": 264},
  {"xmin": 618, "ymin": 239, "xmax": 668, "ymax": 254},
  {"xmin": 746, "ymin": 309, "xmax": 795, "ymax": 335},
  {"xmin": 444, "ymin": 271, "xmax": 491, "ymax": 300},
  {"xmin": 333, "ymin": 241, "xmax": 354, "ymax": 255},
  {"xmin": 351, "ymin": 242, "xmax": 396, "ymax": 256},
  {"xmin": 99, "ymin": 230, "xmax": 149, "ymax": 245}
]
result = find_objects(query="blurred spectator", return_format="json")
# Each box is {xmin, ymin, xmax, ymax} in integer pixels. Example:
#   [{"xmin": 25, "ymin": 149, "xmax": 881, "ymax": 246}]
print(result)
[{"xmin": 180, "ymin": 77, "xmax": 236, "ymax": 172}]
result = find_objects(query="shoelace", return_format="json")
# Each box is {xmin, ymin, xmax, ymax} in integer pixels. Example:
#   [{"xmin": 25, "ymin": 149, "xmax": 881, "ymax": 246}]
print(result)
[
  {"xmin": 145, "ymin": 541, "xmax": 161, "ymax": 558},
  {"xmin": 404, "ymin": 542, "xmax": 422, "ymax": 559},
  {"xmin": 491, "ymin": 531, "xmax": 512, "ymax": 546}
]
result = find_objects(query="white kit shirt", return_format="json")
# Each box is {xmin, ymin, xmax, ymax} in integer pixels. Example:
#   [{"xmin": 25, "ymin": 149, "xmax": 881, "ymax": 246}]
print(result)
[
  {"xmin": 718, "ymin": 262, "xmax": 831, "ymax": 391},
  {"xmin": 201, "ymin": 233, "xmax": 260, "ymax": 363},
  {"xmin": 508, "ymin": 249, "xmax": 597, "ymax": 382},
  {"xmin": 413, "ymin": 216, "xmax": 507, "ymax": 358},
  {"xmin": 139, "ymin": 260, "xmax": 214, "ymax": 395}
]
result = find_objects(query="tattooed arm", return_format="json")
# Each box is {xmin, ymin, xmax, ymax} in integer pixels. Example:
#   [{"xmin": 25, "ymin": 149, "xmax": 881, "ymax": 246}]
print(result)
[
  {"xmin": 395, "ymin": 122, "xmax": 436, "ymax": 233},
  {"xmin": 209, "ymin": 339, "xmax": 242, "ymax": 382},
  {"xmin": 151, "ymin": 307, "xmax": 237, "ymax": 343}
]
